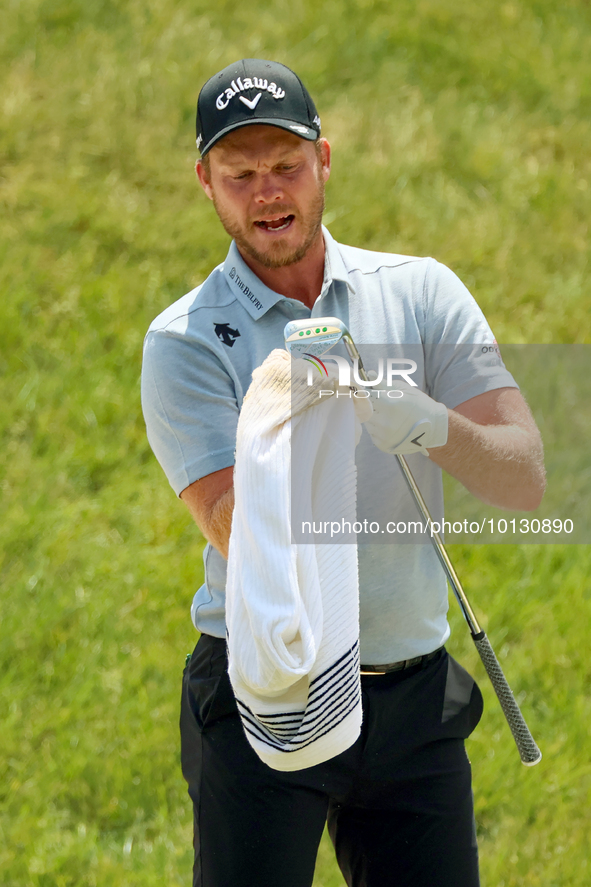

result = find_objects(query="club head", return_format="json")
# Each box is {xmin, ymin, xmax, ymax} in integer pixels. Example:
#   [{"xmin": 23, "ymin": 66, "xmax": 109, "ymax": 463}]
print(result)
[{"xmin": 284, "ymin": 317, "xmax": 349, "ymax": 359}]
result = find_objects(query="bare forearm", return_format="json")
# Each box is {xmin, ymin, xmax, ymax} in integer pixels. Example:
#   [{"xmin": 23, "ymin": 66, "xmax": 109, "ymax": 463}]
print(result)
[
  {"xmin": 209, "ymin": 486, "xmax": 235, "ymax": 558},
  {"xmin": 181, "ymin": 469, "xmax": 235, "ymax": 560},
  {"xmin": 429, "ymin": 410, "xmax": 546, "ymax": 511},
  {"xmin": 201, "ymin": 486, "xmax": 234, "ymax": 559}
]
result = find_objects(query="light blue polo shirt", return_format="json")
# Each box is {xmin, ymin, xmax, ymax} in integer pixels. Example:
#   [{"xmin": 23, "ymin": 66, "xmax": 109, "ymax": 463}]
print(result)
[{"xmin": 141, "ymin": 227, "xmax": 516, "ymax": 663}]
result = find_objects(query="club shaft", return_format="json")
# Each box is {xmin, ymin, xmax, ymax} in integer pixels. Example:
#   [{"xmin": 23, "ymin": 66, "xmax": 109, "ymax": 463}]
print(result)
[{"xmin": 393, "ymin": 452, "xmax": 482, "ymax": 634}]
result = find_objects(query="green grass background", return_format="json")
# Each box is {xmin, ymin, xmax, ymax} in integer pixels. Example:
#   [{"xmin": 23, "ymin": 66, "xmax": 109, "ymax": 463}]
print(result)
[{"xmin": 1, "ymin": 0, "xmax": 590, "ymax": 884}]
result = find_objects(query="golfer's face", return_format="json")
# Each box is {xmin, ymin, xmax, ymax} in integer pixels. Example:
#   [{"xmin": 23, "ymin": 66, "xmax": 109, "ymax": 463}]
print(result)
[{"xmin": 199, "ymin": 125, "xmax": 330, "ymax": 269}]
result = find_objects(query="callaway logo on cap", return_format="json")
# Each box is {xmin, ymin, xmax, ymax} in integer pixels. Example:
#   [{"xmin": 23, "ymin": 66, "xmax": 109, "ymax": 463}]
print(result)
[{"xmin": 196, "ymin": 59, "xmax": 321, "ymax": 156}]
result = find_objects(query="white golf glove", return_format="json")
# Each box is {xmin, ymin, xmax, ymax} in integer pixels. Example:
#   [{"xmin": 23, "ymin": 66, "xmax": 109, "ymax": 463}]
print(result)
[{"xmin": 364, "ymin": 384, "xmax": 448, "ymax": 455}]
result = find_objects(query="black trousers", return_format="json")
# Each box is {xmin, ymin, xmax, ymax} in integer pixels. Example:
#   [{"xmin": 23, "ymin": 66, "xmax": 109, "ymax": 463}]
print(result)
[{"xmin": 180, "ymin": 634, "xmax": 484, "ymax": 887}]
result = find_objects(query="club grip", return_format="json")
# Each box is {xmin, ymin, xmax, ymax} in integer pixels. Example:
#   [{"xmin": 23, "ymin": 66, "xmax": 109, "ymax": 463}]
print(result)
[{"xmin": 473, "ymin": 633, "xmax": 542, "ymax": 766}]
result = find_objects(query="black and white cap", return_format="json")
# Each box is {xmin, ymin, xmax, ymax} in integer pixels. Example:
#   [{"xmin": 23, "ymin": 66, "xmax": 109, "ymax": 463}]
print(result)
[{"xmin": 196, "ymin": 59, "xmax": 321, "ymax": 156}]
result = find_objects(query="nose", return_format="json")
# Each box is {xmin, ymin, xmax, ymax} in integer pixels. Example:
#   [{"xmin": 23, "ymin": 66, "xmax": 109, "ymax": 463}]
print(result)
[{"xmin": 253, "ymin": 172, "xmax": 284, "ymax": 204}]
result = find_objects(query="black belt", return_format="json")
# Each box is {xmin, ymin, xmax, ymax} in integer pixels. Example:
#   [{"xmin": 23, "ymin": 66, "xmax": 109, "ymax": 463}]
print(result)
[{"xmin": 360, "ymin": 646, "xmax": 444, "ymax": 675}]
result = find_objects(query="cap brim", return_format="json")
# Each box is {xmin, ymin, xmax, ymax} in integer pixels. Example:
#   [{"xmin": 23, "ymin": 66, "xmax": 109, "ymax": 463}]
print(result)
[{"xmin": 199, "ymin": 118, "xmax": 318, "ymax": 155}]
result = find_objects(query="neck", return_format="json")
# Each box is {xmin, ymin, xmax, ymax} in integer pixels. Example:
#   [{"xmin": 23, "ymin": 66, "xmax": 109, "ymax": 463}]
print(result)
[{"xmin": 237, "ymin": 230, "xmax": 325, "ymax": 310}]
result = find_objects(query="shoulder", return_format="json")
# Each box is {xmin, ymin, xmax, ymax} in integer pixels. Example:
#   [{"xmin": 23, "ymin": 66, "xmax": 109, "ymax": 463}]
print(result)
[
  {"xmin": 145, "ymin": 262, "xmax": 235, "ymax": 338},
  {"xmin": 339, "ymin": 245, "xmax": 479, "ymax": 307},
  {"xmin": 333, "ymin": 240, "xmax": 470, "ymax": 294},
  {"xmin": 336, "ymin": 240, "xmax": 429, "ymax": 277}
]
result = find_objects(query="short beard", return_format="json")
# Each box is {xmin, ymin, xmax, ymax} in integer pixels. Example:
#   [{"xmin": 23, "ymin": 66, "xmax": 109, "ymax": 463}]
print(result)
[{"xmin": 212, "ymin": 179, "xmax": 326, "ymax": 270}]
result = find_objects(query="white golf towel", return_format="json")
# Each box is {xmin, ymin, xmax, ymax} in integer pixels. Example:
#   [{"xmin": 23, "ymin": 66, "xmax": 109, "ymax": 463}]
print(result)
[{"xmin": 225, "ymin": 348, "xmax": 363, "ymax": 771}]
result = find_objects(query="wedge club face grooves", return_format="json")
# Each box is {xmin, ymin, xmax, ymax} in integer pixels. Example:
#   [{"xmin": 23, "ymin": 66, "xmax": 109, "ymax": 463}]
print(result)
[
  {"xmin": 284, "ymin": 316, "xmax": 366, "ymax": 373},
  {"xmin": 284, "ymin": 317, "xmax": 347, "ymax": 358}
]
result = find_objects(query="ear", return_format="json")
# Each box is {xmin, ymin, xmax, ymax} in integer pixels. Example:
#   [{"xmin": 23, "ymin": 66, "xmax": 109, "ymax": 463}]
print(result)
[
  {"xmin": 196, "ymin": 159, "xmax": 214, "ymax": 201},
  {"xmin": 318, "ymin": 138, "xmax": 331, "ymax": 183}
]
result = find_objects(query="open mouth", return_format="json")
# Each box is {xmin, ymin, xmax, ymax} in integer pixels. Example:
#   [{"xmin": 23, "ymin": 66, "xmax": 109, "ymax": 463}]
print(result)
[{"xmin": 254, "ymin": 215, "xmax": 295, "ymax": 231}]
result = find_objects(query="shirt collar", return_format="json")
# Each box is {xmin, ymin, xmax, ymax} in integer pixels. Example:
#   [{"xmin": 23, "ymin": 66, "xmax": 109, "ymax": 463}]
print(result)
[
  {"xmin": 320, "ymin": 225, "xmax": 355, "ymax": 296},
  {"xmin": 222, "ymin": 226, "xmax": 355, "ymax": 320},
  {"xmin": 223, "ymin": 241, "xmax": 284, "ymax": 320}
]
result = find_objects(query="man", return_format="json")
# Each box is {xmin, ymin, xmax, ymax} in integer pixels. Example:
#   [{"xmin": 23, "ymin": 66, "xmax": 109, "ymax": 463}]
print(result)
[{"xmin": 141, "ymin": 59, "xmax": 545, "ymax": 887}]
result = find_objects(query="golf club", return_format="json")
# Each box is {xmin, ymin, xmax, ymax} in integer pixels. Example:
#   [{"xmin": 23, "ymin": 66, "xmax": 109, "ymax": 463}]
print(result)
[{"xmin": 284, "ymin": 316, "xmax": 542, "ymax": 766}]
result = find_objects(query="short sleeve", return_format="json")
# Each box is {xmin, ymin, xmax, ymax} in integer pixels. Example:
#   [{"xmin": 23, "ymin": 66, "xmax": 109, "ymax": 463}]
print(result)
[
  {"xmin": 422, "ymin": 259, "xmax": 518, "ymax": 409},
  {"xmin": 141, "ymin": 329, "xmax": 239, "ymax": 496}
]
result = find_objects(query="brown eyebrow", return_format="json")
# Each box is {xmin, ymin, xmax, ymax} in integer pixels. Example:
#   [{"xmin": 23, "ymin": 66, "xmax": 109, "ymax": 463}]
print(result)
[{"xmin": 215, "ymin": 147, "xmax": 305, "ymax": 174}]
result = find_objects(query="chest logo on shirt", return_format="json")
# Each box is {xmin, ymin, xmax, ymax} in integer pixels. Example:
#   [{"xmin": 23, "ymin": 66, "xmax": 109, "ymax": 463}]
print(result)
[{"xmin": 214, "ymin": 322, "xmax": 241, "ymax": 348}]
